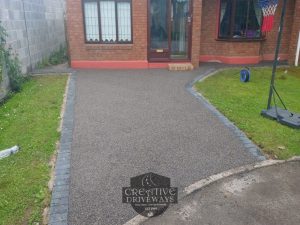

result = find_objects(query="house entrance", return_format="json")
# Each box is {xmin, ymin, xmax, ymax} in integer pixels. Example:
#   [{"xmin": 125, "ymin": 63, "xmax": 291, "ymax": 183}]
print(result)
[{"xmin": 148, "ymin": 0, "xmax": 192, "ymax": 61}]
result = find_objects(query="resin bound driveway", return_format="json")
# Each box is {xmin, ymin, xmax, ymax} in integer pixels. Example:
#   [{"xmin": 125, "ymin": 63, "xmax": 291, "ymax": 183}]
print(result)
[{"xmin": 68, "ymin": 67, "xmax": 260, "ymax": 225}]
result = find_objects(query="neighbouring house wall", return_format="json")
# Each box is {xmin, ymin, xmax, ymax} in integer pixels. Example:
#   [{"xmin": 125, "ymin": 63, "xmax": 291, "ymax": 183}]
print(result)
[
  {"xmin": 199, "ymin": 0, "xmax": 295, "ymax": 64},
  {"xmin": 68, "ymin": 0, "xmax": 148, "ymax": 68},
  {"xmin": 289, "ymin": 0, "xmax": 300, "ymax": 65},
  {"xmin": 0, "ymin": 0, "xmax": 66, "ymax": 73}
]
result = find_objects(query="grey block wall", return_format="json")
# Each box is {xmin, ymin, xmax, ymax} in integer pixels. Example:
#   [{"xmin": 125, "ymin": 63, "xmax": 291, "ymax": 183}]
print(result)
[
  {"xmin": 0, "ymin": 0, "xmax": 66, "ymax": 73},
  {"xmin": 0, "ymin": 64, "xmax": 9, "ymax": 101}
]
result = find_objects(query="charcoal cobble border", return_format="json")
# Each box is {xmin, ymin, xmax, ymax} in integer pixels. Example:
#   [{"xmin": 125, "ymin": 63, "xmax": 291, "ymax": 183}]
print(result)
[
  {"xmin": 48, "ymin": 71, "xmax": 77, "ymax": 225},
  {"xmin": 186, "ymin": 68, "xmax": 266, "ymax": 161}
]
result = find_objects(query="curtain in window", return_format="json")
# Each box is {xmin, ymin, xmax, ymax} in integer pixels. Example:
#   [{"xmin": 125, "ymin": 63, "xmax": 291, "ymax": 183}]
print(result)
[
  {"xmin": 117, "ymin": 2, "xmax": 131, "ymax": 42},
  {"xmin": 219, "ymin": 0, "xmax": 232, "ymax": 37},
  {"xmin": 84, "ymin": 2, "xmax": 100, "ymax": 42},
  {"xmin": 100, "ymin": 1, "xmax": 117, "ymax": 42},
  {"xmin": 171, "ymin": 0, "xmax": 189, "ymax": 53},
  {"xmin": 220, "ymin": 1, "xmax": 227, "ymax": 22},
  {"xmin": 253, "ymin": 0, "xmax": 262, "ymax": 26}
]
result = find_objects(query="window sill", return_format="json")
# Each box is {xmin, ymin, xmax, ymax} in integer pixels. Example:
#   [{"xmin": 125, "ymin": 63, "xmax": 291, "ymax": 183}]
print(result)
[
  {"xmin": 85, "ymin": 44, "xmax": 133, "ymax": 50},
  {"xmin": 216, "ymin": 38, "xmax": 266, "ymax": 42}
]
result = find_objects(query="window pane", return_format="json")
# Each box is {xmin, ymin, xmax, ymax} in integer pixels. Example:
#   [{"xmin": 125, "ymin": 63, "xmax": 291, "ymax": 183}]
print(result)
[
  {"xmin": 219, "ymin": 0, "xmax": 232, "ymax": 38},
  {"xmin": 219, "ymin": 0, "xmax": 262, "ymax": 39},
  {"xmin": 100, "ymin": 1, "xmax": 117, "ymax": 42},
  {"xmin": 234, "ymin": 0, "xmax": 261, "ymax": 38},
  {"xmin": 233, "ymin": 0, "xmax": 248, "ymax": 38},
  {"xmin": 150, "ymin": 0, "xmax": 169, "ymax": 49},
  {"xmin": 117, "ymin": 2, "xmax": 132, "ymax": 42},
  {"xmin": 84, "ymin": 2, "xmax": 100, "ymax": 42},
  {"xmin": 171, "ymin": 0, "xmax": 190, "ymax": 59},
  {"xmin": 248, "ymin": 0, "xmax": 262, "ymax": 38}
]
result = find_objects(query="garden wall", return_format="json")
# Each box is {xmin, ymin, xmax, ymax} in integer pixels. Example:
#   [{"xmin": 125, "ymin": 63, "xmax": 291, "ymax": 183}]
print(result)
[
  {"xmin": 0, "ymin": 64, "xmax": 9, "ymax": 102},
  {"xmin": 0, "ymin": 0, "xmax": 66, "ymax": 73}
]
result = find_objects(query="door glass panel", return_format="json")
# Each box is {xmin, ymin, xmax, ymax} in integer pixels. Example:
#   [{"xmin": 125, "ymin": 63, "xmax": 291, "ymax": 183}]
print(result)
[
  {"xmin": 171, "ymin": 0, "xmax": 190, "ymax": 59},
  {"xmin": 150, "ymin": 0, "xmax": 169, "ymax": 49}
]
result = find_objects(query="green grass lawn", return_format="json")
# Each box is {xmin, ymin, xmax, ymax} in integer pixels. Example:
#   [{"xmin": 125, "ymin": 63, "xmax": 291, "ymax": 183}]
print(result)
[
  {"xmin": 195, "ymin": 67, "xmax": 300, "ymax": 160},
  {"xmin": 0, "ymin": 75, "xmax": 68, "ymax": 225}
]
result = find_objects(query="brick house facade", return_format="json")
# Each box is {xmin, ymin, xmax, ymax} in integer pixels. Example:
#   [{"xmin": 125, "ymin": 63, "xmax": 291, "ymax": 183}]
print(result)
[{"xmin": 67, "ymin": 0, "xmax": 300, "ymax": 69}]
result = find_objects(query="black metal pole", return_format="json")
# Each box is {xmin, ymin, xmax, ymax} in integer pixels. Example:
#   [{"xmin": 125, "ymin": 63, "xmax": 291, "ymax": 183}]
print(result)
[{"xmin": 266, "ymin": 0, "xmax": 288, "ymax": 110}]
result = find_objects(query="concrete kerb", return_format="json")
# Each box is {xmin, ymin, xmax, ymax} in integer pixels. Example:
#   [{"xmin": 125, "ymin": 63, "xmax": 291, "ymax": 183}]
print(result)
[
  {"xmin": 124, "ymin": 157, "xmax": 300, "ymax": 225},
  {"xmin": 48, "ymin": 71, "xmax": 77, "ymax": 225},
  {"xmin": 184, "ymin": 157, "xmax": 300, "ymax": 195}
]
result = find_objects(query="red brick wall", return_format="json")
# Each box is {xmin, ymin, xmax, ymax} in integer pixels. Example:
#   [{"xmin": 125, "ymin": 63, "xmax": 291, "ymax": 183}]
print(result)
[
  {"xmin": 288, "ymin": 0, "xmax": 300, "ymax": 65},
  {"xmin": 261, "ymin": 0, "xmax": 295, "ymax": 59},
  {"xmin": 199, "ymin": 0, "xmax": 295, "ymax": 63},
  {"xmin": 67, "ymin": 0, "xmax": 147, "ymax": 62},
  {"xmin": 191, "ymin": 0, "xmax": 202, "ymax": 67},
  {"xmin": 67, "ymin": 0, "xmax": 298, "ymax": 67}
]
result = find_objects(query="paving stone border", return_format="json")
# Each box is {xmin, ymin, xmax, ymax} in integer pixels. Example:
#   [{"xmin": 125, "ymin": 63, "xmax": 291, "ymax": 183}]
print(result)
[
  {"xmin": 48, "ymin": 71, "xmax": 77, "ymax": 225},
  {"xmin": 185, "ymin": 68, "xmax": 266, "ymax": 161}
]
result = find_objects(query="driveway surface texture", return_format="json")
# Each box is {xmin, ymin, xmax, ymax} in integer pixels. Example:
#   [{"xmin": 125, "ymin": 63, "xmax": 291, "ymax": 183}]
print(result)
[
  {"xmin": 68, "ymin": 67, "xmax": 259, "ymax": 225},
  {"xmin": 143, "ymin": 160, "xmax": 300, "ymax": 225}
]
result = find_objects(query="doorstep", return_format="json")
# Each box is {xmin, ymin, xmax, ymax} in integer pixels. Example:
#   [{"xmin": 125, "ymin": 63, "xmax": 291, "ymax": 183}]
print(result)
[{"xmin": 168, "ymin": 63, "xmax": 194, "ymax": 71}]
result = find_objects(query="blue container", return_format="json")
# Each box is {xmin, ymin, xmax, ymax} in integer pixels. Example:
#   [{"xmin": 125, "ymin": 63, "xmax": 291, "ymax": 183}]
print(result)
[{"xmin": 240, "ymin": 68, "xmax": 250, "ymax": 82}]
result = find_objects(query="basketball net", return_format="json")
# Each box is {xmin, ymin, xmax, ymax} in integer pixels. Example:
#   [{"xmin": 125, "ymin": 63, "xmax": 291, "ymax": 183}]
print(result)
[{"xmin": 259, "ymin": 0, "xmax": 279, "ymax": 32}]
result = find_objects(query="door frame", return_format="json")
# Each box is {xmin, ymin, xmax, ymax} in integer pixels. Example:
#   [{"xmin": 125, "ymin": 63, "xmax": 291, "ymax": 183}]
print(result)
[{"xmin": 147, "ymin": 0, "xmax": 193, "ymax": 62}]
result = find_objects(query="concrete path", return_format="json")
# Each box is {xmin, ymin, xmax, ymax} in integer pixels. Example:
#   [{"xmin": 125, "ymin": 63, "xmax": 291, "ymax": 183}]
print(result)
[
  {"xmin": 31, "ymin": 63, "xmax": 72, "ymax": 75},
  {"xmin": 68, "ymin": 67, "xmax": 260, "ymax": 225},
  {"xmin": 143, "ymin": 160, "xmax": 300, "ymax": 225}
]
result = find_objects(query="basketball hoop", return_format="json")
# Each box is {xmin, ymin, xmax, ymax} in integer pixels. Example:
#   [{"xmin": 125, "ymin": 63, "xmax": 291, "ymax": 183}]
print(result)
[
  {"xmin": 259, "ymin": 0, "xmax": 278, "ymax": 32},
  {"xmin": 261, "ymin": 0, "xmax": 300, "ymax": 129}
]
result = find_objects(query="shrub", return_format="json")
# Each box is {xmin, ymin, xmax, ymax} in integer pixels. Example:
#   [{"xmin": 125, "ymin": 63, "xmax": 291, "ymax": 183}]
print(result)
[
  {"xmin": 37, "ymin": 45, "xmax": 68, "ymax": 69},
  {"xmin": 5, "ymin": 55, "xmax": 24, "ymax": 92},
  {"xmin": 49, "ymin": 45, "xmax": 68, "ymax": 65}
]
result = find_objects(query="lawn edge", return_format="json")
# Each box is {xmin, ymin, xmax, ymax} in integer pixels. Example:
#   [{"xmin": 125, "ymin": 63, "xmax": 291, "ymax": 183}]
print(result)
[
  {"xmin": 48, "ymin": 71, "xmax": 77, "ymax": 225},
  {"xmin": 185, "ymin": 67, "xmax": 266, "ymax": 161},
  {"xmin": 43, "ymin": 74, "xmax": 70, "ymax": 224}
]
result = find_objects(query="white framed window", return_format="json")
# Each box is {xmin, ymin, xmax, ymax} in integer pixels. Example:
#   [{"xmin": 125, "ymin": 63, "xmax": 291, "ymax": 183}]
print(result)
[{"xmin": 83, "ymin": 0, "xmax": 132, "ymax": 44}]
